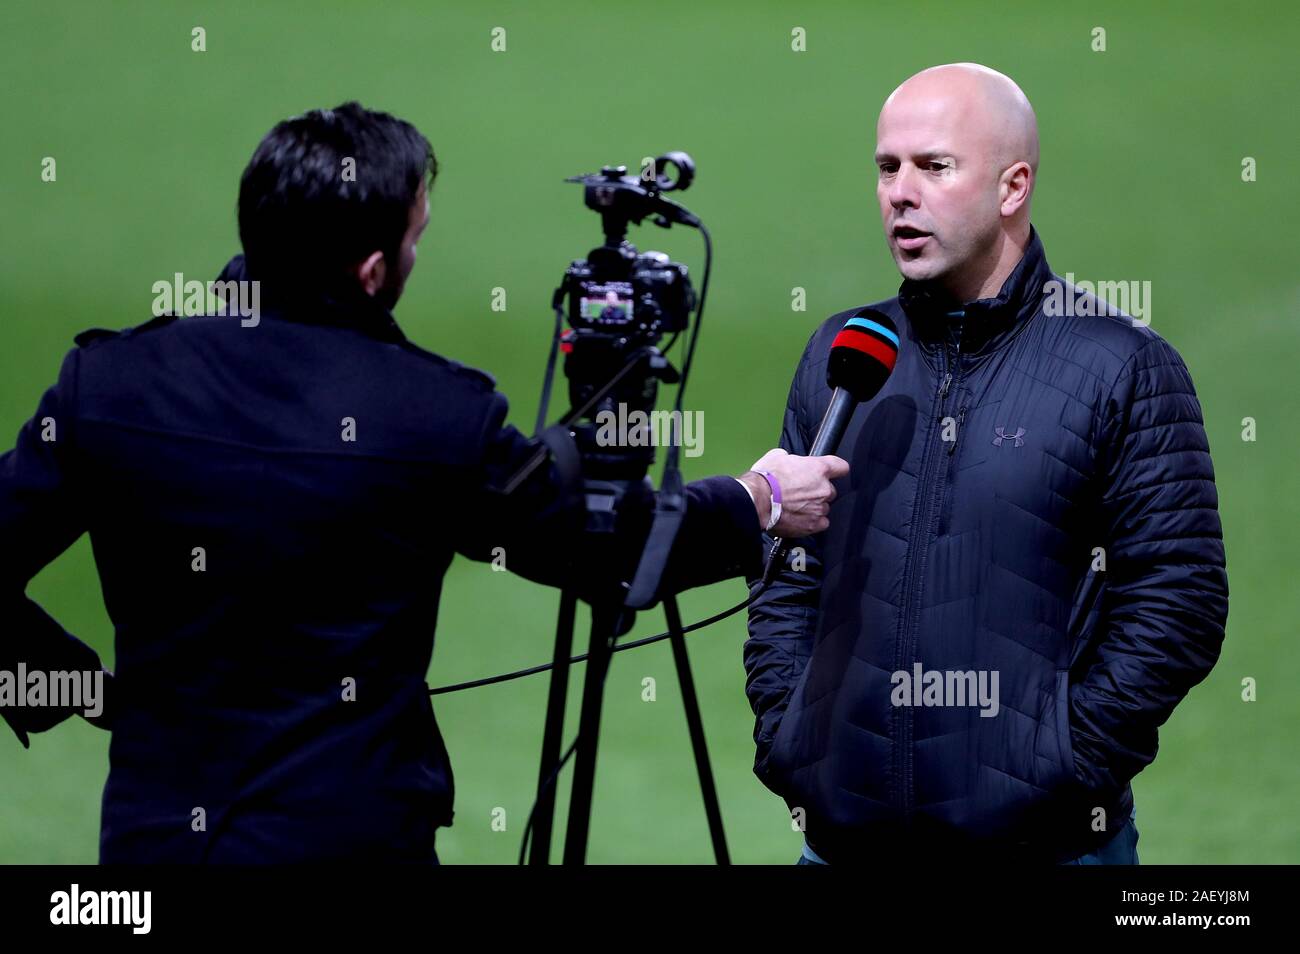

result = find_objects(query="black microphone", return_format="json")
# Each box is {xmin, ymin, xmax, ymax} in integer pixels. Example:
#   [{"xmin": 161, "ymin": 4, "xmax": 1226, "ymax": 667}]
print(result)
[{"xmin": 760, "ymin": 310, "xmax": 900, "ymax": 586}]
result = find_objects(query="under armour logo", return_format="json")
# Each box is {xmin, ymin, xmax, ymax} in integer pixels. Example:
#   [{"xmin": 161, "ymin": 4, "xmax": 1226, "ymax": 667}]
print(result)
[{"xmin": 992, "ymin": 426, "xmax": 1026, "ymax": 448}]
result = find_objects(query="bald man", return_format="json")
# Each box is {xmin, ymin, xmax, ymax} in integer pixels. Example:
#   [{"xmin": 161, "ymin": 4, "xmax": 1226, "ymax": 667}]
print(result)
[{"xmin": 745, "ymin": 63, "xmax": 1228, "ymax": 865}]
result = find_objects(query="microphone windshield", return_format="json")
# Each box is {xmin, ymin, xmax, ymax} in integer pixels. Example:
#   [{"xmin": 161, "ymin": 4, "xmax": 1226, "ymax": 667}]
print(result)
[{"xmin": 827, "ymin": 309, "xmax": 899, "ymax": 401}]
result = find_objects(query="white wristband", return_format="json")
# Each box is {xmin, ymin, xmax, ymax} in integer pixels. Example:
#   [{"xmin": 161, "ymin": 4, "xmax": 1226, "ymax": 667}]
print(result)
[{"xmin": 754, "ymin": 470, "xmax": 783, "ymax": 532}]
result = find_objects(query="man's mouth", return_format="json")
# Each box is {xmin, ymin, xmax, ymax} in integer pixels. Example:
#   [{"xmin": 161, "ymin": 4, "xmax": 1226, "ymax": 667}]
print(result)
[{"xmin": 893, "ymin": 225, "xmax": 932, "ymax": 251}]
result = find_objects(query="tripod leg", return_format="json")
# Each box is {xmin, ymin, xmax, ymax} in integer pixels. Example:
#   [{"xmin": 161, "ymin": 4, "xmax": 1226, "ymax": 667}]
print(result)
[
  {"xmin": 663, "ymin": 596, "xmax": 731, "ymax": 865},
  {"xmin": 562, "ymin": 601, "xmax": 620, "ymax": 865},
  {"xmin": 530, "ymin": 589, "xmax": 578, "ymax": 864}
]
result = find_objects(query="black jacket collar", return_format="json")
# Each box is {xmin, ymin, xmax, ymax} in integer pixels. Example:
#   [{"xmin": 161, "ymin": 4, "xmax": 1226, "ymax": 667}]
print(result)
[
  {"xmin": 898, "ymin": 225, "xmax": 1052, "ymax": 356},
  {"xmin": 216, "ymin": 254, "xmax": 409, "ymax": 345}
]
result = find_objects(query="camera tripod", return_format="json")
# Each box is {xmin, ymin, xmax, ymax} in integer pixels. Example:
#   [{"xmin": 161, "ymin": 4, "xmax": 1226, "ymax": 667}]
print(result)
[
  {"xmin": 516, "ymin": 152, "xmax": 727, "ymax": 863},
  {"xmin": 526, "ymin": 495, "xmax": 730, "ymax": 866}
]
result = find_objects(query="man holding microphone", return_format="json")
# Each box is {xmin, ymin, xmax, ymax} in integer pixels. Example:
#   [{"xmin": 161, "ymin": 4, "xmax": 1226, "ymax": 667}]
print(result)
[
  {"xmin": 0, "ymin": 102, "xmax": 847, "ymax": 862},
  {"xmin": 746, "ymin": 63, "xmax": 1228, "ymax": 865}
]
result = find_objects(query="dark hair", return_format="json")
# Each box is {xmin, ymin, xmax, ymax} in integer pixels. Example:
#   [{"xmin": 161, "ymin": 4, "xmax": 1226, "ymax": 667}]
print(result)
[{"xmin": 237, "ymin": 102, "xmax": 435, "ymax": 287}]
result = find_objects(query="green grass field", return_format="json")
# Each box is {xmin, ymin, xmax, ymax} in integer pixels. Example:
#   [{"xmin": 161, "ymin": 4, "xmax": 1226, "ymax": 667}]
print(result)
[{"xmin": 2, "ymin": 0, "xmax": 1297, "ymax": 863}]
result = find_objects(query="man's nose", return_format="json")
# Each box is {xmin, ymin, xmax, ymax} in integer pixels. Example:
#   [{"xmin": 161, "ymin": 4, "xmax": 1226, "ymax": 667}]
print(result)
[{"xmin": 887, "ymin": 165, "xmax": 920, "ymax": 211}]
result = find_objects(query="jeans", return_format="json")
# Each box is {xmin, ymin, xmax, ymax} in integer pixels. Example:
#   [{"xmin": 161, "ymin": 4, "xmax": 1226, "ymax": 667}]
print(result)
[
  {"xmin": 795, "ymin": 807, "xmax": 1139, "ymax": 865},
  {"xmin": 1058, "ymin": 807, "xmax": 1139, "ymax": 865}
]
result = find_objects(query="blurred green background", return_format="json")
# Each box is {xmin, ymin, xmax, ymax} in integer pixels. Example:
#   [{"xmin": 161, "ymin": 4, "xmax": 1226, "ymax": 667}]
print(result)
[{"xmin": 1, "ymin": 0, "xmax": 1296, "ymax": 864}]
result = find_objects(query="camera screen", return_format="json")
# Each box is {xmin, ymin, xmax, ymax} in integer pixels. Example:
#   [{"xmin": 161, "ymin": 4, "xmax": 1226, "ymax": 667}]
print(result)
[{"xmin": 579, "ymin": 282, "xmax": 635, "ymax": 325}]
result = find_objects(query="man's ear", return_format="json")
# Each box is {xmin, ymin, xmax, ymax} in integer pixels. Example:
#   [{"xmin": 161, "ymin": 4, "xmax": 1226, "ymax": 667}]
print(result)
[
  {"xmin": 999, "ymin": 161, "xmax": 1033, "ymax": 219},
  {"xmin": 354, "ymin": 250, "xmax": 388, "ymax": 297}
]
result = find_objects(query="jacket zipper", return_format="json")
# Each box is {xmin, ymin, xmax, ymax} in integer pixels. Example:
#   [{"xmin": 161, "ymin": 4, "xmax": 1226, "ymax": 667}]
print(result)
[
  {"xmin": 948, "ymin": 404, "xmax": 968, "ymax": 456},
  {"xmin": 894, "ymin": 316, "xmax": 964, "ymax": 822}
]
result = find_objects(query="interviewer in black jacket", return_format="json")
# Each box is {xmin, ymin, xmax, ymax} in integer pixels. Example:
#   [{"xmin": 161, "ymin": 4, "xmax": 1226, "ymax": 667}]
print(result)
[{"xmin": 0, "ymin": 102, "xmax": 847, "ymax": 863}]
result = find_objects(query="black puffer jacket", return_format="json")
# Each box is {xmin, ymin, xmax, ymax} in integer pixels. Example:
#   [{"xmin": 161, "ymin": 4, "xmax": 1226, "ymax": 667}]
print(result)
[{"xmin": 745, "ymin": 228, "xmax": 1228, "ymax": 863}]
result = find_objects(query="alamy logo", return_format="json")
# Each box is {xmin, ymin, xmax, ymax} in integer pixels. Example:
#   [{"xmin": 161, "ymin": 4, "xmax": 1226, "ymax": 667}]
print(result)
[
  {"xmin": 0, "ymin": 665, "xmax": 103, "ymax": 718},
  {"xmin": 50, "ymin": 884, "xmax": 151, "ymax": 934},
  {"xmin": 151, "ymin": 272, "xmax": 260, "ymax": 327},
  {"xmin": 891, "ymin": 664, "xmax": 1000, "ymax": 718},
  {"xmin": 992, "ymin": 426, "xmax": 1025, "ymax": 447},
  {"xmin": 594, "ymin": 403, "xmax": 704, "ymax": 458},
  {"xmin": 1041, "ymin": 274, "xmax": 1152, "ymax": 327}
]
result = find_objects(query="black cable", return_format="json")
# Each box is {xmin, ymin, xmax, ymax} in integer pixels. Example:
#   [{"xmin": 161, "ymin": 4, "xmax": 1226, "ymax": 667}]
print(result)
[
  {"xmin": 518, "ymin": 733, "xmax": 579, "ymax": 865},
  {"xmin": 657, "ymin": 223, "xmax": 711, "ymax": 477},
  {"xmin": 672, "ymin": 223, "xmax": 710, "ymax": 417},
  {"xmin": 500, "ymin": 346, "xmax": 658, "ymax": 495},
  {"xmin": 533, "ymin": 304, "xmax": 566, "ymax": 438},
  {"xmin": 428, "ymin": 587, "xmax": 757, "ymax": 696}
]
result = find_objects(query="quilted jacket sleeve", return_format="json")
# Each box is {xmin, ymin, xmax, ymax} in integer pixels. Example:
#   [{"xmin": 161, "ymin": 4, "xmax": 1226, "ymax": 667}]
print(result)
[
  {"xmin": 1069, "ymin": 335, "xmax": 1229, "ymax": 793},
  {"xmin": 743, "ymin": 333, "xmax": 824, "ymax": 765}
]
